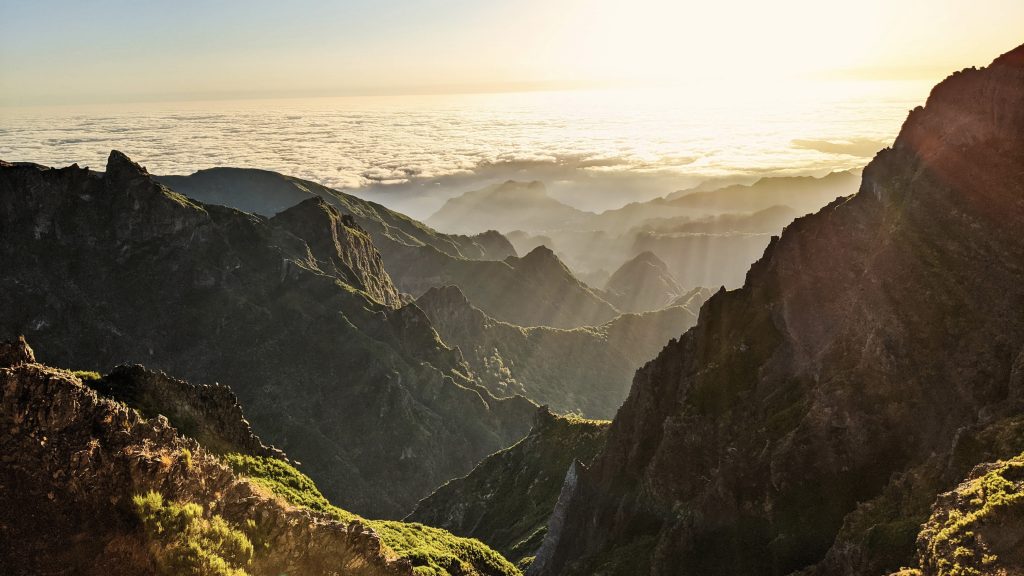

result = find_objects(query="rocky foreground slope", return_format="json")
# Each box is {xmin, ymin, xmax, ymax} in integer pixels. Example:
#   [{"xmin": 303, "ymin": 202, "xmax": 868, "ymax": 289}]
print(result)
[
  {"xmin": 0, "ymin": 152, "xmax": 534, "ymax": 518},
  {"xmin": 0, "ymin": 338, "xmax": 520, "ymax": 576},
  {"xmin": 417, "ymin": 285, "xmax": 707, "ymax": 418},
  {"xmin": 530, "ymin": 44, "xmax": 1024, "ymax": 576}
]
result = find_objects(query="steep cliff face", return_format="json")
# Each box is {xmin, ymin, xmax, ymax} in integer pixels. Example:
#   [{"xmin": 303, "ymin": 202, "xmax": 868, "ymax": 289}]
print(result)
[
  {"xmin": 417, "ymin": 285, "xmax": 700, "ymax": 418},
  {"xmin": 531, "ymin": 45, "xmax": 1024, "ymax": 576},
  {"xmin": 603, "ymin": 251, "xmax": 684, "ymax": 313},
  {"xmin": 408, "ymin": 408, "xmax": 609, "ymax": 567},
  {"xmin": 0, "ymin": 151, "xmax": 534, "ymax": 518},
  {"xmin": 0, "ymin": 343, "xmax": 411, "ymax": 576},
  {"xmin": 269, "ymin": 196, "xmax": 402, "ymax": 308}
]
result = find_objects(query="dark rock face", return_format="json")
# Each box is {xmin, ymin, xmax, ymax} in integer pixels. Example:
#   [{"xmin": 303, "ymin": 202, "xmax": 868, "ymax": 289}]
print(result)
[
  {"xmin": 0, "ymin": 335, "xmax": 35, "ymax": 367},
  {"xmin": 417, "ymin": 285, "xmax": 700, "ymax": 418},
  {"xmin": 603, "ymin": 251, "xmax": 684, "ymax": 313},
  {"xmin": 530, "ymin": 45, "xmax": 1024, "ymax": 576},
  {"xmin": 0, "ymin": 151, "xmax": 534, "ymax": 518},
  {"xmin": 88, "ymin": 364, "xmax": 287, "ymax": 461},
  {"xmin": 0, "ymin": 352, "xmax": 412, "ymax": 576},
  {"xmin": 269, "ymin": 197, "xmax": 402, "ymax": 308},
  {"xmin": 408, "ymin": 408, "xmax": 608, "ymax": 565}
]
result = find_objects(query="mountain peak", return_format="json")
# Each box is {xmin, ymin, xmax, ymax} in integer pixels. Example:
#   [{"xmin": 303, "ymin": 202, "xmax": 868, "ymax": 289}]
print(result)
[{"xmin": 105, "ymin": 149, "xmax": 149, "ymax": 182}]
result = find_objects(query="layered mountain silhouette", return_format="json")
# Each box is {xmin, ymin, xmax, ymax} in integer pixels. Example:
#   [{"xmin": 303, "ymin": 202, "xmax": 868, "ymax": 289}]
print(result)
[
  {"xmin": 426, "ymin": 180, "xmax": 589, "ymax": 234},
  {"xmin": 0, "ymin": 338, "xmax": 520, "ymax": 576},
  {"xmin": 0, "ymin": 152, "xmax": 534, "ymax": 518},
  {"xmin": 529, "ymin": 44, "xmax": 1024, "ymax": 576},
  {"xmin": 601, "ymin": 251, "xmax": 684, "ymax": 313},
  {"xmin": 416, "ymin": 285, "xmax": 707, "ymax": 418},
  {"xmin": 159, "ymin": 169, "xmax": 616, "ymax": 328}
]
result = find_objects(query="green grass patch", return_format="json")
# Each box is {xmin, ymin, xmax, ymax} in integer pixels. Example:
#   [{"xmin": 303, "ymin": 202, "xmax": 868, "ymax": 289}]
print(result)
[
  {"xmin": 223, "ymin": 453, "xmax": 520, "ymax": 575},
  {"xmin": 133, "ymin": 491, "xmax": 253, "ymax": 576}
]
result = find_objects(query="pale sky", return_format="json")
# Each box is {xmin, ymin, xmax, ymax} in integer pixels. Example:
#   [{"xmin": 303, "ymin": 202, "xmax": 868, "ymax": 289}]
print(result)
[{"xmin": 0, "ymin": 0, "xmax": 1022, "ymax": 105}]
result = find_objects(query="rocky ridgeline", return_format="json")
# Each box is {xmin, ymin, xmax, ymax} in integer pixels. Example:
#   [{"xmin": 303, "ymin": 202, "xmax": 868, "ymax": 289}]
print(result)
[
  {"xmin": 268, "ymin": 196, "xmax": 402, "ymax": 308},
  {"xmin": 0, "ymin": 150, "xmax": 534, "ymax": 518},
  {"xmin": 0, "ymin": 339, "xmax": 411, "ymax": 576},
  {"xmin": 88, "ymin": 364, "xmax": 288, "ymax": 461},
  {"xmin": 530, "ymin": 44, "xmax": 1024, "ymax": 576}
]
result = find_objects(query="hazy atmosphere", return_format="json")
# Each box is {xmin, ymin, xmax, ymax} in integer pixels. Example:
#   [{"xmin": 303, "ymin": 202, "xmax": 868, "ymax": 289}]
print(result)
[{"xmin": 3, "ymin": 2, "xmax": 1024, "ymax": 576}]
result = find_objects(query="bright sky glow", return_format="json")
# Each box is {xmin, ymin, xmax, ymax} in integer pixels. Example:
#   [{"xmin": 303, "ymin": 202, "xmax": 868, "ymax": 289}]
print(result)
[{"xmin": 1, "ymin": 0, "xmax": 1022, "ymax": 105}]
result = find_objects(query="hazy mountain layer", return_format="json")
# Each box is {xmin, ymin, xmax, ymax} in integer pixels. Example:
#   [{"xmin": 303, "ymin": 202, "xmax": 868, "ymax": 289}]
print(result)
[
  {"xmin": 426, "ymin": 180, "xmax": 590, "ymax": 235},
  {"xmin": 0, "ymin": 152, "xmax": 534, "ymax": 518},
  {"xmin": 602, "ymin": 251, "xmax": 684, "ymax": 313},
  {"xmin": 408, "ymin": 409, "xmax": 609, "ymax": 568},
  {"xmin": 416, "ymin": 285, "xmax": 706, "ymax": 418},
  {"xmin": 529, "ymin": 45, "xmax": 1024, "ymax": 576}
]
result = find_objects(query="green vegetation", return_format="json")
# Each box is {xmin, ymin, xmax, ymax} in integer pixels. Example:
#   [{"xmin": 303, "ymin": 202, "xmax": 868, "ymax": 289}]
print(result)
[
  {"xmin": 71, "ymin": 370, "xmax": 103, "ymax": 383},
  {"xmin": 222, "ymin": 453, "xmax": 357, "ymax": 522},
  {"xmin": 223, "ymin": 453, "xmax": 520, "ymax": 576},
  {"xmin": 132, "ymin": 491, "xmax": 253, "ymax": 576},
  {"xmin": 372, "ymin": 521, "xmax": 520, "ymax": 576},
  {"xmin": 919, "ymin": 457, "xmax": 1024, "ymax": 576}
]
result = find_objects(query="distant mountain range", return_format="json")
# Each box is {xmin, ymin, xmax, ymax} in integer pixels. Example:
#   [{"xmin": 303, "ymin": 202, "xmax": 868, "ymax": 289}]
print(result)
[{"xmin": 431, "ymin": 171, "xmax": 861, "ymax": 290}]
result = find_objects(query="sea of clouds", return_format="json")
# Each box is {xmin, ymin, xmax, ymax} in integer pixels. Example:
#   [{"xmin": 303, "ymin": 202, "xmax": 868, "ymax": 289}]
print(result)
[{"xmin": 0, "ymin": 84, "xmax": 924, "ymax": 219}]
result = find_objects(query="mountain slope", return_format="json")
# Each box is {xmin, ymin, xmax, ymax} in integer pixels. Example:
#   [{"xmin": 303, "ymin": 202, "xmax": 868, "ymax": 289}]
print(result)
[
  {"xmin": 159, "ymin": 168, "xmax": 616, "ymax": 327},
  {"xmin": 408, "ymin": 409, "xmax": 609, "ymax": 567},
  {"xmin": 158, "ymin": 167, "xmax": 515, "ymax": 262},
  {"xmin": 0, "ymin": 339, "xmax": 521, "ymax": 576},
  {"xmin": 416, "ymin": 285, "xmax": 700, "ymax": 418},
  {"xmin": 530, "ymin": 44, "xmax": 1024, "ymax": 576},
  {"xmin": 0, "ymin": 152, "xmax": 534, "ymax": 518},
  {"xmin": 602, "ymin": 251, "xmax": 684, "ymax": 313},
  {"xmin": 426, "ymin": 180, "xmax": 590, "ymax": 234}
]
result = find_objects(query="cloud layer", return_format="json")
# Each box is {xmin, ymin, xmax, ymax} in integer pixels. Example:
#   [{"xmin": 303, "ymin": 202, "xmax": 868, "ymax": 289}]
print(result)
[{"xmin": 0, "ymin": 87, "xmax": 917, "ymax": 218}]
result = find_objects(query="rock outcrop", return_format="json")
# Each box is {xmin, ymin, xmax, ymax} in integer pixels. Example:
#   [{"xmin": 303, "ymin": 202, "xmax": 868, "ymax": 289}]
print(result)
[
  {"xmin": 529, "ymin": 44, "xmax": 1024, "ymax": 576},
  {"xmin": 0, "ymin": 342, "xmax": 412, "ymax": 576},
  {"xmin": 87, "ymin": 364, "xmax": 288, "ymax": 461},
  {"xmin": 408, "ymin": 408, "xmax": 609, "ymax": 567},
  {"xmin": 417, "ymin": 285, "xmax": 701, "ymax": 418},
  {"xmin": 602, "ymin": 251, "xmax": 684, "ymax": 313},
  {"xmin": 0, "ymin": 151, "xmax": 534, "ymax": 518},
  {"xmin": 269, "ymin": 196, "xmax": 402, "ymax": 307}
]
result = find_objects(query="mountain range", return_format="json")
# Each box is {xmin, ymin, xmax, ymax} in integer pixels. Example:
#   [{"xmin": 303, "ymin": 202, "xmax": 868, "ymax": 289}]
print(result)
[{"xmin": 0, "ymin": 152, "xmax": 534, "ymax": 518}]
